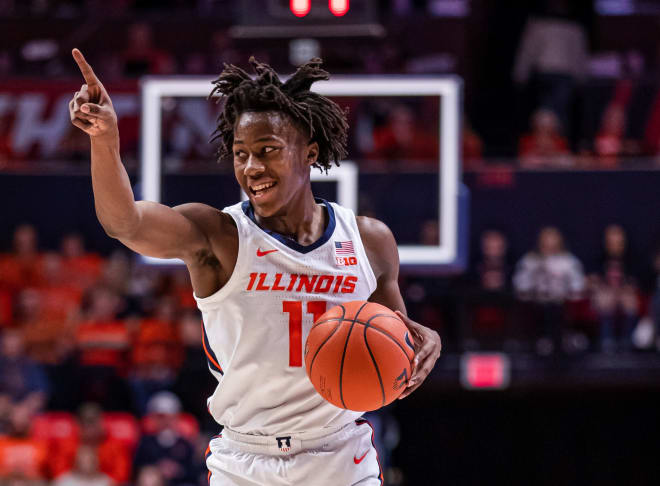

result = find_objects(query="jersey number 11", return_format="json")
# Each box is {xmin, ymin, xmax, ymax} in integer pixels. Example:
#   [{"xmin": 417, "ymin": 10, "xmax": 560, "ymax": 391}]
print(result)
[{"xmin": 282, "ymin": 301, "xmax": 327, "ymax": 367}]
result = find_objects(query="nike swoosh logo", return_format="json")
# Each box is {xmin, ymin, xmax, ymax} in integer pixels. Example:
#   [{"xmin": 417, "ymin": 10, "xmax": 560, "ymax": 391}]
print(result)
[
  {"xmin": 353, "ymin": 451, "xmax": 368, "ymax": 464},
  {"xmin": 256, "ymin": 248, "xmax": 278, "ymax": 257}
]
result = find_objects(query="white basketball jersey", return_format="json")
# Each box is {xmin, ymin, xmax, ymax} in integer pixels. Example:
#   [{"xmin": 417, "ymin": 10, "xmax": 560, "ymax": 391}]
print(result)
[{"xmin": 194, "ymin": 199, "xmax": 377, "ymax": 436}]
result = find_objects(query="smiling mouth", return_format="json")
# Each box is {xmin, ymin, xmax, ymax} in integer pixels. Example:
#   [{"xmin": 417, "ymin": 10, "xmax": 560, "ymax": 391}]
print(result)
[{"xmin": 249, "ymin": 181, "xmax": 277, "ymax": 198}]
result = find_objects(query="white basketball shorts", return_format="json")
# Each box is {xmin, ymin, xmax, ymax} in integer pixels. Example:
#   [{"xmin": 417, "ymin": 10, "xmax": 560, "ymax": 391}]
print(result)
[{"xmin": 205, "ymin": 419, "xmax": 383, "ymax": 486}]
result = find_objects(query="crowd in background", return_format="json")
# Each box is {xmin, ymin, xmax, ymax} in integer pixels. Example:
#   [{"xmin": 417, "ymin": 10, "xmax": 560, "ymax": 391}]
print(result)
[
  {"xmin": 1, "ymin": 1, "xmax": 660, "ymax": 167},
  {"xmin": 1, "ymin": 217, "xmax": 659, "ymax": 483},
  {"xmin": 461, "ymin": 225, "xmax": 660, "ymax": 355},
  {"xmin": 0, "ymin": 224, "xmax": 218, "ymax": 486}
]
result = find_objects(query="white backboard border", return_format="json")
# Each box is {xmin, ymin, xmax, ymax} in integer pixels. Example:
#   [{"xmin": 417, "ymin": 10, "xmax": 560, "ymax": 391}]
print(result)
[{"xmin": 140, "ymin": 76, "xmax": 462, "ymax": 267}]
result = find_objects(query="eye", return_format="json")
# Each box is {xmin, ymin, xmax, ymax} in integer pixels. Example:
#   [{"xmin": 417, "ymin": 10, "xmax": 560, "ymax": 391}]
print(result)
[
  {"xmin": 234, "ymin": 150, "xmax": 247, "ymax": 158},
  {"xmin": 263, "ymin": 146, "xmax": 278, "ymax": 154}
]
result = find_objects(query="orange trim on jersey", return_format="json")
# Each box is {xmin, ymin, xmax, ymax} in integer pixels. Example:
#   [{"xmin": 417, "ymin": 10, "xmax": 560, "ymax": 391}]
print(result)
[
  {"xmin": 356, "ymin": 419, "xmax": 384, "ymax": 485},
  {"xmin": 201, "ymin": 321, "xmax": 223, "ymax": 374},
  {"xmin": 205, "ymin": 444, "xmax": 212, "ymax": 485}
]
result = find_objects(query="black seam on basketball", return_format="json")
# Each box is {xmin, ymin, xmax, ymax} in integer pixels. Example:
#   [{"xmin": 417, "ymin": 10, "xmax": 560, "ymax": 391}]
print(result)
[
  {"xmin": 364, "ymin": 314, "xmax": 415, "ymax": 366},
  {"xmin": 339, "ymin": 301, "xmax": 369, "ymax": 409},
  {"xmin": 308, "ymin": 304, "xmax": 345, "ymax": 377},
  {"xmin": 363, "ymin": 323, "xmax": 386, "ymax": 408},
  {"xmin": 308, "ymin": 321, "xmax": 341, "ymax": 378},
  {"xmin": 310, "ymin": 303, "xmax": 346, "ymax": 329},
  {"xmin": 315, "ymin": 313, "xmax": 397, "ymax": 329}
]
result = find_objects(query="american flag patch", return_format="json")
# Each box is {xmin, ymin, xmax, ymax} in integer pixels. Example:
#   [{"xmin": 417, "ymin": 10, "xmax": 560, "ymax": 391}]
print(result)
[{"xmin": 334, "ymin": 240, "xmax": 355, "ymax": 255}]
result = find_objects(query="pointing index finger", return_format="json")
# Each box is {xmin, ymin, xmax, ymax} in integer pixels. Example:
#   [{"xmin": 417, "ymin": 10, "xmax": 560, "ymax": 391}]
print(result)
[{"xmin": 72, "ymin": 49, "xmax": 100, "ymax": 87}]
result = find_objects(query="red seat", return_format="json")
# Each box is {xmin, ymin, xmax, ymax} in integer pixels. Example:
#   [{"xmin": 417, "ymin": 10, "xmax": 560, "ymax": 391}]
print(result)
[
  {"xmin": 102, "ymin": 412, "xmax": 140, "ymax": 453},
  {"xmin": 30, "ymin": 412, "xmax": 79, "ymax": 443}
]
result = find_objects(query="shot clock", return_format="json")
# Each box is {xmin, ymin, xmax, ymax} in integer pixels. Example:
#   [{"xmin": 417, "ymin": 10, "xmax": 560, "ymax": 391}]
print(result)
[{"xmin": 231, "ymin": 0, "xmax": 383, "ymax": 38}]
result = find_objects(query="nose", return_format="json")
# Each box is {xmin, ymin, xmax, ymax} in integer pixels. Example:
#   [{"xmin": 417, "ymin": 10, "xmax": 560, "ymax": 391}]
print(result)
[{"xmin": 244, "ymin": 154, "xmax": 265, "ymax": 177}]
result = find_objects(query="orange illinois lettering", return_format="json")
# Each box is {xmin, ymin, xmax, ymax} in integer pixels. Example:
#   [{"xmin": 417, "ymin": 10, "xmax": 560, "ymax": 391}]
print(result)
[
  {"xmin": 286, "ymin": 274, "xmax": 298, "ymax": 292},
  {"xmin": 314, "ymin": 275, "xmax": 333, "ymax": 293},
  {"xmin": 272, "ymin": 273, "xmax": 286, "ymax": 291},
  {"xmin": 296, "ymin": 275, "xmax": 318, "ymax": 293},
  {"xmin": 256, "ymin": 273, "xmax": 270, "ymax": 291},
  {"xmin": 332, "ymin": 276, "xmax": 344, "ymax": 293},
  {"xmin": 246, "ymin": 273, "xmax": 258, "ymax": 291},
  {"xmin": 341, "ymin": 276, "xmax": 357, "ymax": 293}
]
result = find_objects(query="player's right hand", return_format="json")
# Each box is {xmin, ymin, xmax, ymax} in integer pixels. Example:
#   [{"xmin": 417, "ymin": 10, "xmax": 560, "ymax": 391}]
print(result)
[{"xmin": 69, "ymin": 48, "xmax": 118, "ymax": 139}]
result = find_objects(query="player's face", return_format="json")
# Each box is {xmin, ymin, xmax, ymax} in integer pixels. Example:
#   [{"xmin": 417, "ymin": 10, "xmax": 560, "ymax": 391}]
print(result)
[{"xmin": 233, "ymin": 111, "xmax": 318, "ymax": 218}]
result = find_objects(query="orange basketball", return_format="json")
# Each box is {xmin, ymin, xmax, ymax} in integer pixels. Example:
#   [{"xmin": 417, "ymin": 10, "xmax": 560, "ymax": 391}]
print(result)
[{"xmin": 304, "ymin": 300, "xmax": 415, "ymax": 411}]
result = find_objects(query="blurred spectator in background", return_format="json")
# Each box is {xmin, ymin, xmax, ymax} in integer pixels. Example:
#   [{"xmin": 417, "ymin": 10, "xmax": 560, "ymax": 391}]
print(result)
[
  {"xmin": 518, "ymin": 109, "xmax": 571, "ymax": 168},
  {"xmin": 474, "ymin": 230, "xmax": 511, "ymax": 292},
  {"xmin": 0, "ymin": 405, "xmax": 48, "ymax": 481},
  {"xmin": 367, "ymin": 104, "xmax": 437, "ymax": 163},
  {"xmin": 98, "ymin": 251, "xmax": 143, "ymax": 316},
  {"xmin": 52, "ymin": 445, "xmax": 114, "ymax": 486},
  {"xmin": 463, "ymin": 230, "xmax": 514, "ymax": 349},
  {"xmin": 16, "ymin": 246, "xmax": 82, "ymax": 369},
  {"xmin": 75, "ymin": 286, "xmax": 130, "ymax": 408},
  {"xmin": 130, "ymin": 296, "xmax": 184, "ymax": 415},
  {"xmin": 173, "ymin": 311, "xmax": 215, "ymax": 430},
  {"xmin": 589, "ymin": 225, "xmax": 639, "ymax": 352},
  {"xmin": 0, "ymin": 225, "xmax": 43, "ymax": 291},
  {"xmin": 51, "ymin": 403, "xmax": 131, "ymax": 484},
  {"xmin": 17, "ymin": 285, "xmax": 77, "ymax": 412},
  {"xmin": 513, "ymin": 0, "xmax": 588, "ymax": 134},
  {"xmin": 0, "ymin": 329, "xmax": 49, "ymax": 414},
  {"xmin": 135, "ymin": 465, "xmax": 166, "ymax": 486},
  {"xmin": 591, "ymin": 76, "xmax": 641, "ymax": 167},
  {"xmin": 121, "ymin": 23, "xmax": 175, "ymax": 77},
  {"xmin": 514, "ymin": 226, "xmax": 585, "ymax": 354},
  {"xmin": 0, "ymin": 474, "xmax": 47, "ymax": 486},
  {"xmin": 60, "ymin": 233, "xmax": 103, "ymax": 291},
  {"xmin": 594, "ymin": 105, "xmax": 627, "ymax": 167},
  {"xmin": 134, "ymin": 392, "xmax": 196, "ymax": 486}
]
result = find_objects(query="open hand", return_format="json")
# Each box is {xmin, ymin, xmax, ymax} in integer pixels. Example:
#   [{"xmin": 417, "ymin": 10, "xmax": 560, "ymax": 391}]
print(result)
[
  {"xmin": 69, "ymin": 48, "xmax": 118, "ymax": 139},
  {"xmin": 396, "ymin": 311, "xmax": 442, "ymax": 399}
]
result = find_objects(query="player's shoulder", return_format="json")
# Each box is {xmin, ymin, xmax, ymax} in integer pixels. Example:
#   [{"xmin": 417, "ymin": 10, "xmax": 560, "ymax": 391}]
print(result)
[
  {"xmin": 173, "ymin": 203, "xmax": 236, "ymax": 235},
  {"xmin": 356, "ymin": 215, "xmax": 398, "ymax": 278},
  {"xmin": 355, "ymin": 215, "xmax": 393, "ymax": 241}
]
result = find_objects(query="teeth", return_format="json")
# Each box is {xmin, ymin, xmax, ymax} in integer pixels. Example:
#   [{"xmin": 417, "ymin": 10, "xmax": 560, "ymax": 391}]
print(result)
[{"xmin": 252, "ymin": 182, "xmax": 275, "ymax": 191}]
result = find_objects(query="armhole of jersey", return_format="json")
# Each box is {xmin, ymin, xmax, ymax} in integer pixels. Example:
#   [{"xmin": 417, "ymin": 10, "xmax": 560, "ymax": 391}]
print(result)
[
  {"xmin": 193, "ymin": 206, "xmax": 247, "ymax": 310},
  {"xmin": 333, "ymin": 203, "xmax": 378, "ymax": 295}
]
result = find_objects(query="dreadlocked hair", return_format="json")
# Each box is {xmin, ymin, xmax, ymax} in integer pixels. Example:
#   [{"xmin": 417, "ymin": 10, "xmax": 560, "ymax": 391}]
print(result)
[{"xmin": 210, "ymin": 57, "xmax": 348, "ymax": 173}]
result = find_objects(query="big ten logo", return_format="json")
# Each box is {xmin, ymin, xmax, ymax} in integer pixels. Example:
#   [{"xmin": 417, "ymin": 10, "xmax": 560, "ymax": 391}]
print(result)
[{"xmin": 335, "ymin": 256, "xmax": 357, "ymax": 266}]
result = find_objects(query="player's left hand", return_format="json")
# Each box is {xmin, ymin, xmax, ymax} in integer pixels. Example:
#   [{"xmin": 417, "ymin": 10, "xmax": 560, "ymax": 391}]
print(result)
[{"xmin": 395, "ymin": 310, "xmax": 441, "ymax": 399}]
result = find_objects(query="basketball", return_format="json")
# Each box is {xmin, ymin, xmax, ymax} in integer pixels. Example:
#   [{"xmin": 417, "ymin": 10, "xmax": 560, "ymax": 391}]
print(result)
[{"xmin": 304, "ymin": 300, "xmax": 415, "ymax": 411}]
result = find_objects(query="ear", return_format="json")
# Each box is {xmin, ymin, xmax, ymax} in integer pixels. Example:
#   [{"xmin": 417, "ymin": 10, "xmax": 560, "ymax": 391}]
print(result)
[{"xmin": 306, "ymin": 141, "xmax": 319, "ymax": 167}]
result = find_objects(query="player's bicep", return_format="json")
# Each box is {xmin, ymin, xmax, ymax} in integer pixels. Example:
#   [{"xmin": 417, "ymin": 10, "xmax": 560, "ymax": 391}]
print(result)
[
  {"xmin": 369, "ymin": 277, "xmax": 406, "ymax": 315},
  {"xmin": 116, "ymin": 201, "xmax": 209, "ymax": 261}
]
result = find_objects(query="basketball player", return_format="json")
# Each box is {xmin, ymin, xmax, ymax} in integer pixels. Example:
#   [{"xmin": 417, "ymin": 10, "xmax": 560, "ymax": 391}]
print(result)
[{"xmin": 69, "ymin": 49, "xmax": 442, "ymax": 485}]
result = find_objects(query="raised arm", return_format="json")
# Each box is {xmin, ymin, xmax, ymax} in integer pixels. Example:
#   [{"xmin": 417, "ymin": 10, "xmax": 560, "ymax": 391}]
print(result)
[
  {"xmin": 69, "ymin": 49, "xmax": 213, "ymax": 265},
  {"xmin": 357, "ymin": 216, "xmax": 442, "ymax": 399}
]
